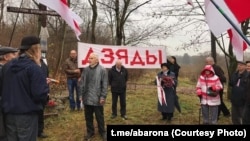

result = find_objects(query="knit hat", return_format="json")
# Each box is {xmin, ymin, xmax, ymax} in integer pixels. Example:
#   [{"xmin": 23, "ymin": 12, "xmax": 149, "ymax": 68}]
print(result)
[
  {"xmin": 0, "ymin": 46, "xmax": 18, "ymax": 55},
  {"xmin": 20, "ymin": 35, "xmax": 40, "ymax": 50}
]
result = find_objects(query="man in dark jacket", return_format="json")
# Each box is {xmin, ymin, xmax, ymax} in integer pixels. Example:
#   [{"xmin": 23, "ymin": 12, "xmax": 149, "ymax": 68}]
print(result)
[
  {"xmin": 243, "ymin": 60, "xmax": 250, "ymax": 124},
  {"xmin": 108, "ymin": 59, "xmax": 128, "ymax": 120},
  {"xmin": 1, "ymin": 35, "xmax": 49, "ymax": 141},
  {"xmin": 0, "ymin": 46, "xmax": 18, "ymax": 141},
  {"xmin": 229, "ymin": 61, "xmax": 248, "ymax": 124}
]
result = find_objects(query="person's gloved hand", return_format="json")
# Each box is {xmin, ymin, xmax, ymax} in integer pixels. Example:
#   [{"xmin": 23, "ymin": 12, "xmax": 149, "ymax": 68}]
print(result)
[
  {"xmin": 211, "ymin": 85, "xmax": 218, "ymax": 91},
  {"xmin": 196, "ymin": 89, "xmax": 202, "ymax": 95}
]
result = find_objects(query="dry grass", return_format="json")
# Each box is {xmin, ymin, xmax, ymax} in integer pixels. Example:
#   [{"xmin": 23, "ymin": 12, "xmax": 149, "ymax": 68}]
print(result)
[{"xmin": 39, "ymin": 70, "xmax": 232, "ymax": 141}]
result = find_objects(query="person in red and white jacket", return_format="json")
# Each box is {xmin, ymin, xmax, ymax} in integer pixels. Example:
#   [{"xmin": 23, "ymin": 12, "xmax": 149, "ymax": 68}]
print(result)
[{"xmin": 196, "ymin": 65, "xmax": 223, "ymax": 125}]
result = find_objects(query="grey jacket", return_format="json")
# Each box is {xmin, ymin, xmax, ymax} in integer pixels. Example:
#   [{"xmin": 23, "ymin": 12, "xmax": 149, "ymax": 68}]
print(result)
[{"xmin": 80, "ymin": 64, "xmax": 108, "ymax": 106}]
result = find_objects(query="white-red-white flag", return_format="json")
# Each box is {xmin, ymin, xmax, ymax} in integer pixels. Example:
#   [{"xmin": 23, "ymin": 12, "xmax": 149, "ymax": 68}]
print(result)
[
  {"xmin": 205, "ymin": 0, "xmax": 237, "ymax": 37},
  {"xmin": 187, "ymin": 0, "xmax": 194, "ymax": 7},
  {"xmin": 205, "ymin": 0, "xmax": 250, "ymax": 37},
  {"xmin": 227, "ymin": 25, "xmax": 248, "ymax": 61},
  {"xmin": 37, "ymin": 0, "xmax": 83, "ymax": 40},
  {"xmin": 156, "ymin": 76, "xmax": 167, "ymax": 106}
]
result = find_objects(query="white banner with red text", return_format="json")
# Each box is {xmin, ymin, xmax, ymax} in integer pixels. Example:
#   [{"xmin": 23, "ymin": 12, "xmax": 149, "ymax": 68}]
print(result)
[{"xmin": 77, "ymin": 42, "xmax": 166, "ymax": 69}]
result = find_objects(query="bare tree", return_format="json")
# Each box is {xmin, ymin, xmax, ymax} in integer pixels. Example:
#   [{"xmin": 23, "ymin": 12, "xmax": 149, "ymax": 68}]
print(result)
[
  {"xmin": 0, "ymin": 0, "xmax": 4, "ymax": 26},
  {"xmin": 88, "ymin": 0, "xmax": 97, "ymax": 43},
  {"xmin": 97, "ymin": 0, "xmax": 152, "ymax": 45}
]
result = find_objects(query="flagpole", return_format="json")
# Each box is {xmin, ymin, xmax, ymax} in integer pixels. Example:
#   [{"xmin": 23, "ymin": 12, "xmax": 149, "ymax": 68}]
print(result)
[{"xmin": 210, "ymin": 0, "xmax": 250, "ymax": 46}]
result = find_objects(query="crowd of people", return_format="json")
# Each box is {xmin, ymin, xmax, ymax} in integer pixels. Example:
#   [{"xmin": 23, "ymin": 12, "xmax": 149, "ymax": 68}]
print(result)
[
  {"xmin": 1, "ymin": 35, "xmax": 250, "ymax": 141},
  {"xmin": 196, "ymin": 57, "xmax": 250, "ymax": 125},
  {"xmin": 0, "ymin": 35, "xmax": 50, "ymax": 141}
]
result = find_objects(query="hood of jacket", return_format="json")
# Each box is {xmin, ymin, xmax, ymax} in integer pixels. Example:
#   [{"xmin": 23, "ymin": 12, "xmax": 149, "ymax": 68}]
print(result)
[
  {"xmin": 201, "ymin": 65, "xmax": 215, "ymax": 77},
  {"xmin": 9, "ymin": 54, "xmax": 34, "ymax": 73}
]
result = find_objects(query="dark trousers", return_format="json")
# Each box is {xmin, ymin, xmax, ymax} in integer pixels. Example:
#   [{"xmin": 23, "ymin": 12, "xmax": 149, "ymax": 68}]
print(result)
[
  {"xmin": 84, "ymin": 105, "xmax": 105, "ymax": 135},
  {"xmin": 243, "ymin": 104, "xmax": 250, "ymax": 124},
  {"xmin": 0, "ymin": 112, "xmax": 7, "ymax": 141},
  {"xmin": 0, "ymin": 136, "xmax": 7, "ymax": 141},
  {"xmin": 5, "ymin": 114, "xmax": 38, "ymax": 141},
  {"xmin": 38, "ymin": 109, "xmax": 45, "ymax": 135},
  {"xmin": 231, "ymin": 104, "xmax": 244, "ymax": 125},
  {"xmin": 111, "ymin": 92, "xmax": 126, "ymax": 116},
  {"xmin": 218, "ymin": 89, "xmax": 230, "ymax": 117}
]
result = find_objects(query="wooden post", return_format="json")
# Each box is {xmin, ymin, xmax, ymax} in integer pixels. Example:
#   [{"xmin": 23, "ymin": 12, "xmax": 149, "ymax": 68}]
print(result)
[
  {"xmin": 7, "ymin": 4, "xmax": 59, "ymax": 56},
  {"xmin": 39, "ymin": 4, "xmax": 47, "ymax": 27}
]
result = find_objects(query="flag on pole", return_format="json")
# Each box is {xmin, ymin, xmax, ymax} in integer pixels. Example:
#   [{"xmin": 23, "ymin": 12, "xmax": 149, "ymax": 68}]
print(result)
[
  {"xmin": 227, "ymin": 24, "xmax": 248, "ymax": 61},
  {"xmin": 205, "ymin": 0, "xmax": 237, "ymax": 37},
  {"xmin": 205, "ymin": 0, "xmax": 250, "ymax": 37},
  {"xmin": 37, "ymin": 0, "xmax": 83, "ymax": 40},
  {"xmin": 187, "ymin": 0, "xmax": 194, "ymax": 7}
]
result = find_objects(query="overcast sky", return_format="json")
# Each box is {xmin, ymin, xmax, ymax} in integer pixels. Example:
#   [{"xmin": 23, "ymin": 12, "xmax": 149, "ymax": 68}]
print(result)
[{"xmin": 5, "ymin": 0, "xmax": 250, "ymax": 57}]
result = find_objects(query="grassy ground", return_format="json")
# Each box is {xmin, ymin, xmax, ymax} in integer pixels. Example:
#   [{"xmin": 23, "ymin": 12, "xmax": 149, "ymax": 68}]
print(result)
[{"xmin": 39, "ymin": 70, "xmax": 232, "ymax": 141}]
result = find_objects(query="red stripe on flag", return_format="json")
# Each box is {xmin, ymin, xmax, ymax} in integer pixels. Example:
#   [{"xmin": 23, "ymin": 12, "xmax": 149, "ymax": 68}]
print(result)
[
  {"xmin": 225, "ymin": 0, "xmax": 250, "ymax": 22},
  {"xmin": 227, "ymin": 28, "xmax": 232, "ymax": 39},
  {"xmin": 73, "ymin": 20, "xmax": 80, "ymax": 31},
  {"xmin": 60, "ymin": 0, "xmax": 68, "ymax": 6},
  {"xmin": 187, "ymin": 0, "xmax": 194, "ymax": 7},
  {"xmin": 243, "ymin": 42, "xmax": 247, "ymax": 51},
  {"xmin": 160, "ymin": 88, "xmax": 165, "ymax": 105},
  {"xmin": 228, "ymin": 29, "xmax": 247, "ymax": 51},
  {"xmin": 37, "ymin": 0, "xmax": 83, "ymax": 40},
  {"xmin": 227, "ymin": 27, "xmax": 248, "ymax": 61}
]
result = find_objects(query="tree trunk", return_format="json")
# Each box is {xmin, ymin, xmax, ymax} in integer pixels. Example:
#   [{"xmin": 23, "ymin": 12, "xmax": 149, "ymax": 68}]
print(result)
[
  {"xmin": 0, "ymin": 0, "xmax": 4, "ymax": 27},
  {"xmin": 226, "ymin": 43, "xmax": 237, "ymax": 100},
  {"xmin": 115, "ymin": 0, "xmax": 122, "ymax": 45},
  {"xmin": 53, "ymin": 21, "xmax": 66, "ymax": 78},
  {"xmin": 89, "ymin": 0, "xmax": 97, "ymax": 43},
  {"xmin": 211, "ymin": 32, "xmax": 217, "ymax": 63}
]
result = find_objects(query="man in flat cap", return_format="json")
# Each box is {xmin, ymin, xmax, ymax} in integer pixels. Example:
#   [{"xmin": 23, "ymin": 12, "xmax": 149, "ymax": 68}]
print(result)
[
  {"xmin": 229, "ymin": 60, "xmax": 249, "ymax": 124},
  {"xmin": 0, "ymin": 46, "xmax": 18, "ymax": 141},
  {"xmin": 1, "ymin": 35, "xmax": 49, "ymax": 141},
  {"xmin": 0, "ymin": 46, "xmax": 18, "ymax": 64}
]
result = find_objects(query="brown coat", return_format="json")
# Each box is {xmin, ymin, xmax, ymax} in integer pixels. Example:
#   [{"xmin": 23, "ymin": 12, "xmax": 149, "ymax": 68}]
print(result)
[{"xmin": 63, "ymin": 57, "xmax": 80, "ymax": 78}]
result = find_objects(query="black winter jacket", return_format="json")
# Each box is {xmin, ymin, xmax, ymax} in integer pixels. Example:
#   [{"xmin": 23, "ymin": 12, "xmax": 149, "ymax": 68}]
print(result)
[
  {"xmin": 108, "ymin": 65, "xmax": 128, "ymax": 93},
  {"xmin": 1, "ymin": 54, "xmax": 49, "ymax": 114},
  {"xmin": 229, "ymin": 70, "xmax": 249, "ymax": 106}
]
